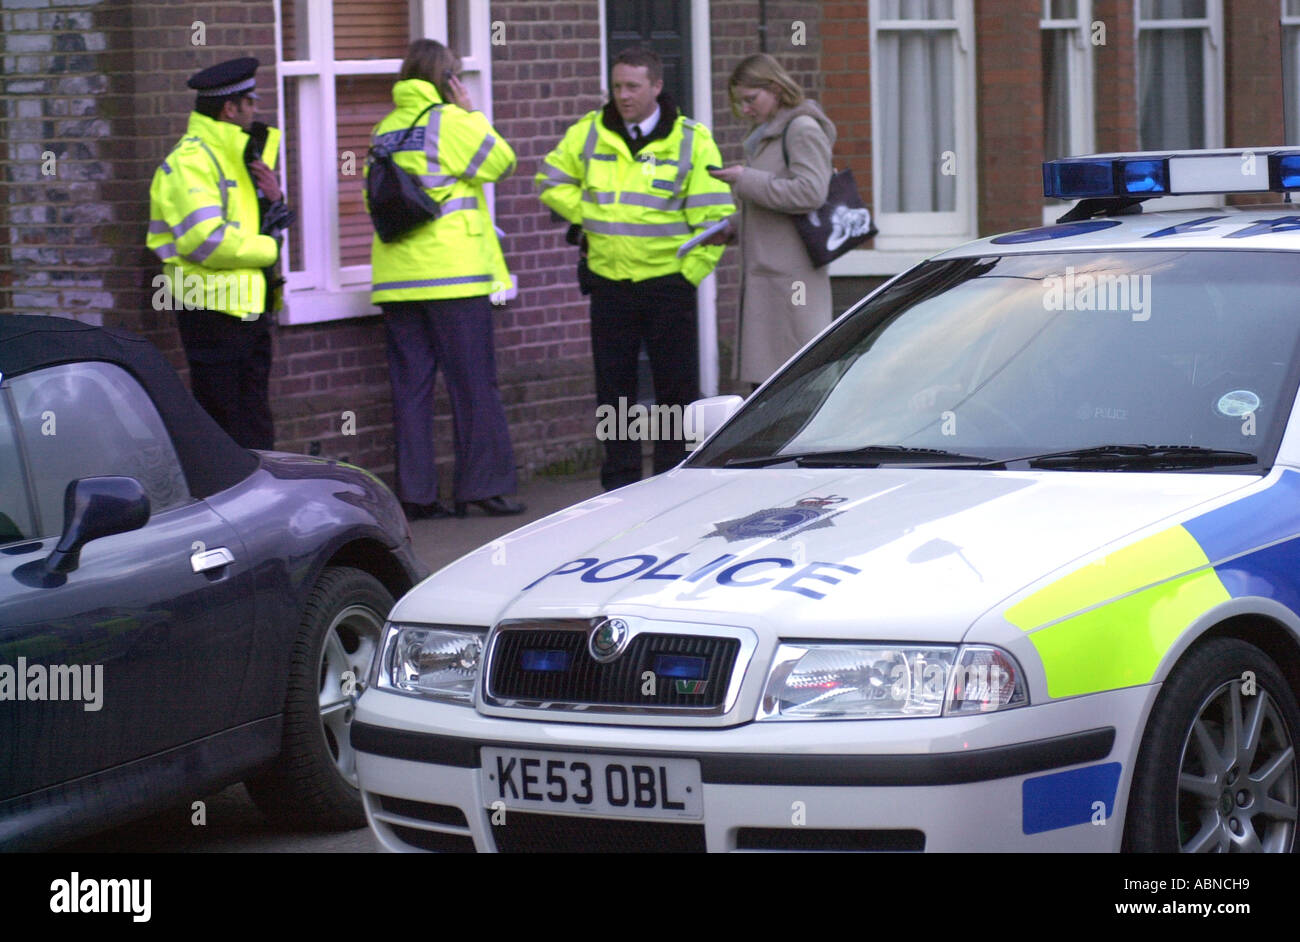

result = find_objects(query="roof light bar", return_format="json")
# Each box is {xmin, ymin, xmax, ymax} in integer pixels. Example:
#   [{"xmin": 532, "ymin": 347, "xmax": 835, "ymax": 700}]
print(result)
[{"xmin": 1044, "ymin": 148, "xmax": 1300, "ymax": 200}]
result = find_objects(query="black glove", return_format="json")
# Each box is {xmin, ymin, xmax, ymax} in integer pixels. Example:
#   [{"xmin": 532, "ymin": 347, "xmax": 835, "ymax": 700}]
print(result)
[{"xmin": 261, "ymin": 200, "xmax": 295, "ymax": 237}]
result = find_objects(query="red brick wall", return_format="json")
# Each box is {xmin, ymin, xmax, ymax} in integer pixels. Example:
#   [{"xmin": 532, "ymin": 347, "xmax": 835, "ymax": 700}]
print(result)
[
  {"xmin": 1093, "ymin": 0, "xmax": 1138, "ymax": 154},
  {"xmin": 821, "ymin": 1, "xmax": 872, "ymax": 202},
  {"xmin": 976, "ymin": 0, "xmax": 1044, "ymax": 236},
  {"xmin": 1225, "ymin": 0, "xmax": 1286, "ymax": 207},
  {"xmin": 485, "ymin": 1, "xmax": 604, "ymax": 472}
]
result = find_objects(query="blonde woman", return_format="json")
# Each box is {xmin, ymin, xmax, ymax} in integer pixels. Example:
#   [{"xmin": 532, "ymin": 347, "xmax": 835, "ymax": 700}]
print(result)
[{"xmin": 708, "ymin": 54, "xmax": 835, "ymax": 387}]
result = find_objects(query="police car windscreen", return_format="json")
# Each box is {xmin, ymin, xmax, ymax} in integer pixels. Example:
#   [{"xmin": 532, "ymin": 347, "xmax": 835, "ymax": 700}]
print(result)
[{"xmin": 695, "ymin": 251, "xmax": 1300, "ymax": 468}]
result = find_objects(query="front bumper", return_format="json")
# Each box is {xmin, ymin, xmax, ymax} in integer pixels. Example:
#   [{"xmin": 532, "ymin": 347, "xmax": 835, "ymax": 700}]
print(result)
[{"xmin": 353, "ymin": 684, "xmax": 1156, "ymax": 852}]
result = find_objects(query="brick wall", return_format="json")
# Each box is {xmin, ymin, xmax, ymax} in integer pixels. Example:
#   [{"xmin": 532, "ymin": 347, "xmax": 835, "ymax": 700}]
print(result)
[
  {"xmin": 1225, "ymin": 0, "xmax": 1286, "ymax": 207},
  {"xmin": 976, "ymin": 0, "xmax": 1044, "ymax": 237},
  {"xmin": 2, "ymin": 0, "xmax": 136, "ymax": 332},
  {"xmin": 821, "ymin": 1, "xmax": 871, "ymax": 202},
  {"xmin": 485, "ymin": 1, "xmax": 605, "ymax": 475},
  {"xmin": 1093, "ymin": 0, "xmax": 1138, "ymax": 154}
]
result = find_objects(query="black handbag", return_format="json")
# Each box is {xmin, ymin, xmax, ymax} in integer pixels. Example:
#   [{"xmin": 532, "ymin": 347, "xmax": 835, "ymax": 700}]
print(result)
[
  {"xmin": 781, "ymin": 123, "xmax": 878, "ymax": 268},
  {"xmin": 366, "ymin": 103, "xmax": 442, "ymax": 243}
]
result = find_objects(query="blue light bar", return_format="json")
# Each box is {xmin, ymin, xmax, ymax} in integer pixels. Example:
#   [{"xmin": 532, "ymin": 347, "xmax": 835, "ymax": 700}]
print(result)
[
  {"xmin": 1044, "ymin": 149, "xmax": 1300, "ymax": 199},
  {"xmin": 1042, "ymin": 158, "xmax": 1114, "ymax": 199},
  {"xmin": 1273, "ymin": 153, "xmax": 1300, "ymax": 190},
  {"xmin": 1122, "ymin": 159, "xmax": 1167, "ymax": 194}
]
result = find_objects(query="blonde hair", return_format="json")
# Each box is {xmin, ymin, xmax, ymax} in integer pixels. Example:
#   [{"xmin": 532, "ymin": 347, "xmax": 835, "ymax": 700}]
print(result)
[
  {"xmin": 728, "ymin": 53, "xmax": 804, "ymax": 119},
  {"xmin": 399, "ymin": 38, "xmax": 461, "ymax": 92}
]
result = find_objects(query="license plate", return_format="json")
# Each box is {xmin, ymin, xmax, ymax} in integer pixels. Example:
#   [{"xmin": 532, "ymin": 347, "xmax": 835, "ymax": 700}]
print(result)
[{"xmin": 481, "ymin": 747, "xmax": 703, "ymax": 820}]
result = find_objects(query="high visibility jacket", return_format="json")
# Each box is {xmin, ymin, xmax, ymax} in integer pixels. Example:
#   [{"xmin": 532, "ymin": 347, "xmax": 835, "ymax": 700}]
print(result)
[
  {"xmin": 369, "ymin": 79, "xmax": 516, "ymax": 305},
  {"xmin": 535, "ymin": 101, "xmax": 734, "ymax": 285},
  {"xmin": 147, "ymin": 112, "xmax": 280, "ymax": 319}
]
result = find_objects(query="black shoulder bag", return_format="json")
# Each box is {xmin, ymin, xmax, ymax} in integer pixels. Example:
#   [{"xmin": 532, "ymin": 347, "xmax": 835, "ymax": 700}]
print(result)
[
  {"xmin": 780, "ymin": 121, "xmax": 878, "ymax": 268},
  {"xmin": 366, "ymin": 103, "xmax": 442, "ymax": 243}
]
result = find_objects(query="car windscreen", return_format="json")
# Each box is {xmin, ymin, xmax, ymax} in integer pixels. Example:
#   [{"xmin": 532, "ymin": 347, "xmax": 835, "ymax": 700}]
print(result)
[{"xmin": 692, "ymin": 250, "xmax": 1300, "ymax": 470}]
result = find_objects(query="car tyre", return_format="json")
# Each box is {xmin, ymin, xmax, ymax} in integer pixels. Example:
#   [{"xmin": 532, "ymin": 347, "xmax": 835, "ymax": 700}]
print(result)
[
  {"xmin": 247, "ymin": 566, "xmax": 392, "ymax": 830},
  {"xmin": 1124, "ymin": 637, "xmax": 1300, "ymax": 852}
]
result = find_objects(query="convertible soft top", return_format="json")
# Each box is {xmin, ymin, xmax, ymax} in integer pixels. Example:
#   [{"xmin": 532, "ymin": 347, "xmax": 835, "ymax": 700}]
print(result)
[{"xmin": 0, "ymin": 315, "xmax": 258, "ymax": 497}]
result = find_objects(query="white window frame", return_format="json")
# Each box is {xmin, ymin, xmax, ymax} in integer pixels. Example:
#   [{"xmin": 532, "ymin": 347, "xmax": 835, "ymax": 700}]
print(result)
[
  {"xmin": 1041, "ymin": 0, "xmax": 1096, "ymax": 224},
  {"xmin": 865, "ymin": 0, "xmax": 978, "ymax": 254},
  {"xmin": 274, "ymin": 0, "xmax": 495, "ymax": 324},
  {"xmin": 1133, "ymin": 0, "xmax": 1225, "ymax": 210},
  {"xmin": 1284, "ymin": 0, "xmax": 1300, "ymax": 145}
]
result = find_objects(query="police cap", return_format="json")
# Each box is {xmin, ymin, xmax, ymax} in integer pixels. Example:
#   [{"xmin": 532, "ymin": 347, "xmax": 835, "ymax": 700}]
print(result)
[{"xmin": 188, "ymin": 57, "xmax": 260, "ymax": 100}]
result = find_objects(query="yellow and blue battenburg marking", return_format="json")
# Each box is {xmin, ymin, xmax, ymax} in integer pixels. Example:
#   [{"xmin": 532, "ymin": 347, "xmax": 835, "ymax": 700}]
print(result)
[
  {"xmin": 1015, "ymin": 472, "xmax": 1300, "ymax": 834},
  {"xmin": 1007, "ymin": 471, "xmax": 1300, "ymax": 700}
]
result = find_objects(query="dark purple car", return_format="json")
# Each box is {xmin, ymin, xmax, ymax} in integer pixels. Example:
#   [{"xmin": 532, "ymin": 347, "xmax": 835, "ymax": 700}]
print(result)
[{"xmin": 0, "ymin": 316, "xmax": 425, "ymax": 849}]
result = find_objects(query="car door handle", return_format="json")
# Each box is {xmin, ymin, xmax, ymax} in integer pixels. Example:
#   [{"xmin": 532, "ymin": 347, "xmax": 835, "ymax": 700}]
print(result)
[{"xmin": 191, "ymin": 546, "xmax": 235, "ymax": 573}]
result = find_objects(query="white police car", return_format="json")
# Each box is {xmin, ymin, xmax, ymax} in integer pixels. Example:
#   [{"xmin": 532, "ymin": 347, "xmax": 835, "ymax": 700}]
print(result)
[{"xmin": 355, "ymin": 148, "xmax": 1300, "ymax": 852}]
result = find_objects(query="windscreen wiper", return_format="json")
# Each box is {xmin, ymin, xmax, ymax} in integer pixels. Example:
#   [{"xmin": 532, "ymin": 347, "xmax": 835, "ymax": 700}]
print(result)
[
  {"xmin": 989, "ymin": 443, "xmax": 1259, "ymax": 470},
  {"xmin": 724, "ymin": 445, "xmax": 993, "ymax": 469}
]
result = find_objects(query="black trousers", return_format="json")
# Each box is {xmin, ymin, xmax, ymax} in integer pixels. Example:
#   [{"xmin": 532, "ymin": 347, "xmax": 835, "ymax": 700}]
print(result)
[
  {"xmin": 589, "ymin": 272, "xmax": 699, "ymax": 491},
  {"xmin": 176, "ymin": 309, "xmax": 274, "ymax": 450},
  {"xmin": 381, "ymin": 297, "xmax": 517, "ymax": 504}
]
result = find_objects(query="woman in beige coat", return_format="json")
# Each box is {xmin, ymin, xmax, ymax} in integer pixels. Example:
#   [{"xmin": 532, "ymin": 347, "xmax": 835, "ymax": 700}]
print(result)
[{"xmin": 709, "ymin": 54, "xmax": 836, "ymax": 387}]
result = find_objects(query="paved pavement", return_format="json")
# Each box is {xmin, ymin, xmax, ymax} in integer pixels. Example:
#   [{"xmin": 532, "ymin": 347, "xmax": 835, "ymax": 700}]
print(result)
[{"xmin": 408, "ymin": 471, "xmax": 604, "ymax": 575}]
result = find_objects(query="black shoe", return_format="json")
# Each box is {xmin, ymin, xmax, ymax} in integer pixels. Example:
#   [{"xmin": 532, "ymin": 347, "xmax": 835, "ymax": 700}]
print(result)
[
  {"xmin": 453, "ymin": 496, "xmax": 526, "ymax": 517},
  {"xmin": 402, "ymin": 500, "xmax": 453, "ymax": 521}
]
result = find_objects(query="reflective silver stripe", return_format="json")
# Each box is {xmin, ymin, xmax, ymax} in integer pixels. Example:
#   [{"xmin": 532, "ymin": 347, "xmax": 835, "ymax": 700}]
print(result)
[
  {"xmin": 188, "ymin": 224, "xmax": 227, "ymax": 263},
  {"xmin": 419, "ymin": 173, "xmax": 458, "ymax": 188},
  {"xmin": 683, "ymin": 192, "xmax": 734, "ymax": 208},
  {"xmin": 582, "ymin": 190, "xmax": 618, "ymax": 205},
  {"xmin": 583, "ymin": 219, "xmax": 692, "ymax": 237},
  {"xmin": 191, "ymin": 138, "xmax": 229, "ymax": 218},
  {"xmin": 581, "ymin": 120, "xmax": 599, "ymax": 164},
  {"xmin": 423, "ymin": 107, "xmax": 443, "ymax": 170},
  {"xmin": 441, "ymin": 197, "xmax": 478, "ymax": 213},
  {"xmin": 161, "ymin": 160, "xmax": 172, "ymax": 175},
  {"xmin": 620, "ymin": 191, "xmax": 682, "ymax": 210},
  {"xmin": 173, "ymin": 205, "xmax": 222, "ymax": 238},
  {"xmin": 463, "ymin": 134, "xmax": 495, "ymax": 178},
  {"xmin": 373, "ymin": 274, "xmax": 493, "ymax": 291},
  {"xmin": 675, "ymin": 121, "xmax": 695, "ymax": 191},
  {"xmin": 148, "ymin": 219, "xmax": 170, "ymax": 234},
  {"xmin": 589, "ymin": 153, "xmax": 616, "ymax": 162},
  {"xmin": 540, "ymin": 163, "xmax": 580, "ymax": 185},
  {"xmin": 153, "ymin": 244, "xmax": 178, "ymax": 260}
]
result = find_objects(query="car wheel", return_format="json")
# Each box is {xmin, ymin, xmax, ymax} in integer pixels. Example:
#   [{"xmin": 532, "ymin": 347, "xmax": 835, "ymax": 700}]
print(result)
[
  {"xmin": 1124, "ymin": 637, "xmax": 1300, "ymax": 852},
  {"xmin": 247, "ymin": 566, "xmax": 393, "ymax": 829}
]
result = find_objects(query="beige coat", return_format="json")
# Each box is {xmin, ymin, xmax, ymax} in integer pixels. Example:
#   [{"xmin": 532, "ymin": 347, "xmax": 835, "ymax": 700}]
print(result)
[{"xmin": 732, "ymin": 100, "xmax": 836, "ymax": 385}]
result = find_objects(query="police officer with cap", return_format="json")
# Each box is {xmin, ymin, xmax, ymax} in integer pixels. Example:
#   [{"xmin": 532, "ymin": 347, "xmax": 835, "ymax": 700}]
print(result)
[{"xmin": 147, "ymin": 57, "xmax": 293, "ymax": 450}]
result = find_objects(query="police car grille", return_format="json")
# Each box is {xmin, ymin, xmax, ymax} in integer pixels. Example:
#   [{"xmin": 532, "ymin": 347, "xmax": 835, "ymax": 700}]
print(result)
[
  {"xmin": 491, "ymin": 812, "xmax": 706, "ymax": 853},
  {"xmin": 488, "ymin": 629, "xmax": 738, "ymax": 708}
]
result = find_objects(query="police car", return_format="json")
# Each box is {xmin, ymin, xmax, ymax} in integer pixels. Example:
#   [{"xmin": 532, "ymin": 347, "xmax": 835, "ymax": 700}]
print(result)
[{"xmin": 355, "ymin": 148, "xmax": 1300, "ymax": 852}]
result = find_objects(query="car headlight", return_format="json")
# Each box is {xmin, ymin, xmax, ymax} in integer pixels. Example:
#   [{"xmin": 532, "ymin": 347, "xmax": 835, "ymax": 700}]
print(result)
[
  {"xmin": 758, "ymin": 643, "xmax": 1028, "ymax": 720},
  {"xmin": 376, "ymin": 623, "xmax": 485, "ymax": 704}
]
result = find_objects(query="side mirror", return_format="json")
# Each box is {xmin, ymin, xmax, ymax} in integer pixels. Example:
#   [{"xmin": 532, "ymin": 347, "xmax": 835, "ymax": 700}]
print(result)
[
  {"xmin": 46, "ymin": 476, "xmax": 151, "ymax": 574},
  {"xmin": 683, "ymin": 395, "xmax": 744, "ymax": 451}
]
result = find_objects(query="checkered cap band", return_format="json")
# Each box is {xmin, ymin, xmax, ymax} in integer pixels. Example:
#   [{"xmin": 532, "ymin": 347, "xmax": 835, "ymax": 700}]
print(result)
[{"xmin": 197, "ymin": 77, "xmax": 257, "ymax": 97}]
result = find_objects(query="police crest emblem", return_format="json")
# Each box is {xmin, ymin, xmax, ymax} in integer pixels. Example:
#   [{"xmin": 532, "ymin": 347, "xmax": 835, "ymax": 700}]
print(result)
[{"xmin": 705, "ymin": 496, "xmax": 846, "ymax": 542}]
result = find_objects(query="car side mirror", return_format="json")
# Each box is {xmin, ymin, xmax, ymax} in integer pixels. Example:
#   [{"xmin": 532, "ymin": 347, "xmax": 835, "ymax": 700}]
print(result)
[
  {"xmin": 683, "ymin": 395, "xmax": 744, "ymax": 451},
  {"xmin": 46, "ymin": 476, "xmax": 150, "ymax": 574}
]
